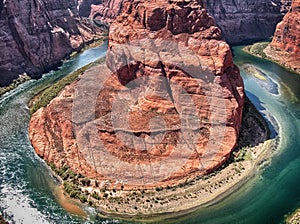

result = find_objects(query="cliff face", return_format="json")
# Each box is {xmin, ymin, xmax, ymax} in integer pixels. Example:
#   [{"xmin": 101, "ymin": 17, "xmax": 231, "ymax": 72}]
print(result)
[
  {"xmin": 79, "ymin": 0, "xmax": 123, "ymax": 23},
  {"xmin": 204, "ymin": 0, "xmax": 292, "ymax": 44},
  {"xmin": 0, "ymin": 0, "xmax": 102, "ymax": 87},
  {"xmin": 29, "ymin": 0, "xmax": 244, "ymax": 188},
  {"xmin": 78, "ymin": 0, "xmax": 102, "ymax": 17},
  {"xmin": 265, "ymin": 0, "xmax": 300, "ymax": 73},
  {"xmin": 78, "ymin": 0, "xmax": 291, "ymax": 45}
]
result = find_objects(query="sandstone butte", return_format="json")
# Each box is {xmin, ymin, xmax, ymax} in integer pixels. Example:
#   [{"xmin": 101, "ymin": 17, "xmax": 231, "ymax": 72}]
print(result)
[
  {"xmin": 29, "ymin": 0, "xmax": 245, "ymax": 190},
  {"xmin": 265, "ymin": 0, "xmax": 300, "ymax": 73}
]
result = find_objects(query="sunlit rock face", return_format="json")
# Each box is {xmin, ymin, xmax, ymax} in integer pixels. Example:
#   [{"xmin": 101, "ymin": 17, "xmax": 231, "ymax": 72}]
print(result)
[
  {"xmin": 79, "ymin": 0, "xmax": 124, "ymax": 23},
  {"xmin": 29, "ymin": 0, "xmax": 244, "ymax": 189},
  {"xmin": 0, "ymin": 0, "xmax": 102, "ymax": 86},
  {"xmin": 78, "ymin": 0, "xmax": 292, "ymax": 45},
  {"xmin": 265, "ymin": 0, "xmax": 300, "ymax": 73}
]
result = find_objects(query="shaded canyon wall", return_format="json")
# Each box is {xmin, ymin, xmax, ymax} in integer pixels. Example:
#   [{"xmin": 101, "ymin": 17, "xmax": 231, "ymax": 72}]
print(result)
[{"xmin": 0, "ymin": 0, "xmax": 102, "ymax": 86}]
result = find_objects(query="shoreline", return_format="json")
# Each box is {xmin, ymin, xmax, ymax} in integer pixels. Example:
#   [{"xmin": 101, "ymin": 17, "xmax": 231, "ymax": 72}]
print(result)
[
  {"xmin": 286, "ymin": 208, "xmax": 300, "ymax": 224},
  {"xmin": 92, "ymin": 97, "xmax": 277, "ymax": 221},
  {"xmin": 242, "ymin": 43, "xmax": 300, "ymax": 75},
  {"xmin": 0, "ymin": 73, "xmax": 31, "ymax": 97},
  {"xmin": 29, "ymin": 56, "xmax": 106, "ymax": 115},
  {"xmin": 96, "ymin": 139, "xmax": 278, "ymax": 222},
  {"xmin": 0, "ymin": 37, "xmax": 106, "ymax": 99},
  {"xmin": 44, "ymin": 162, "xmax": 88, "ymax": 218}
]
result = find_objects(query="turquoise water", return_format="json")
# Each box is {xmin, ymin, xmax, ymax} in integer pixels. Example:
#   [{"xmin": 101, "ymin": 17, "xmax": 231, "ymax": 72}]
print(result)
[
  {"xmin": 170, "ymin": 47, "xmax": 300, "ymax": 224},
  {"xmin": 0, "ymin": 44, "xmax": 299, "ymax": 223},
  {"xmin": 0, "ymin": 43, "xmax": 111, "ymax": 224}
]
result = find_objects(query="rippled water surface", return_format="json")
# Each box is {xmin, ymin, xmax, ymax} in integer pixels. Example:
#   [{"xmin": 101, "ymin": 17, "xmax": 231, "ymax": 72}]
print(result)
[{"xmin": 0, "ymin": 45, "xmax": 300, "ymax": 224}]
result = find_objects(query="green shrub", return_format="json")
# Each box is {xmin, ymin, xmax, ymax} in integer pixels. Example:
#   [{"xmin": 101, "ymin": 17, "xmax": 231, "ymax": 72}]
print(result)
[
  {"xmin": 91, "ymin": 192, "xmax": 101, "ymax": 200},
  {"xmin": 69, "ymin": 190, "xmax": 80, "ymax": 198},
  {"xmin": 63, "ymin": 181, "xmax": 74, "ymax": 194},
  {"xmin": 155, "ymin": 186, "xmax": 163, "ymax": 191},
  {"xmin": 249, "ymin": 42, "xmax": 269, "ymax": 58},
  {"xmin": 81, "ymin": 178, "xmax": 91, "ymax": 186},
  {"xmin": 103, "ymin": 193, "xmax": 108, "ymax": 198},
  {"xmin": 78, "ymin": 194, "xmax": 87, "ymax": 203},
  {"xmin": 30, "ymin": 57, "xmax": 105, "ymax": 115}
]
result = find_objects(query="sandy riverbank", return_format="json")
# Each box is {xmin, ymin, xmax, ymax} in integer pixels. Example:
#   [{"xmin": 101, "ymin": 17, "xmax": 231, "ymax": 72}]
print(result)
[
  {"xmin": 286, "ymin": 208, "xmax": 300, "ymax": 224},
  {"xmin": 242, "ymin": 43, "xmax": 300, "ymax": 75}
]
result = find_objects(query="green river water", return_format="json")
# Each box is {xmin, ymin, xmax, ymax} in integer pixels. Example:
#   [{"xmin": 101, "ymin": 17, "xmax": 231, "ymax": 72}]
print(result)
[{"xmin": 0, "ymin": 44, "xmax": 299, "ymax": 224}]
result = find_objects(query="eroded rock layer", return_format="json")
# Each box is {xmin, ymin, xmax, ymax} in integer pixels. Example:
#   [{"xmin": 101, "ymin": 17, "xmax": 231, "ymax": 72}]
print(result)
[
  {"xmin": 79, "ymin": 0, "xmax": 123, "ymax": 23},
  {"xmin": 78, "ymin": 0, "xmax": 292, "ymax": 45},
  {"xmin": 29, "ymin": 0, "xmax": 244, "ymax": 189},
  {"xmin": 0, "ymin": 0, "xmax": 103, "ymax": 86},
  {"xmin": 265, "ymin": 0, "xmax": 300, "ymax": 73},
  {"xmin": 204, "ymin": 0, "xmax": 291, "ymax": 44}
]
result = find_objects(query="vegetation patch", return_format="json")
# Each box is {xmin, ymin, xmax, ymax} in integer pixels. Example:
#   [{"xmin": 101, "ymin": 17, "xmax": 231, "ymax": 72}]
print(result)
[
  {"xmin": 29, "ymin": 57, "xmax": 105, "ymax": 115},
  {"xmin": 47, "ymin": 162, "xmax": 94, "ymax": 205},
  {"xmin": 249, "ymin": 42, "xmax": 269, "ymax": 58},
  {"xmin": 0, "ymin": 73, "xmax": 31, "ymax": 97}
]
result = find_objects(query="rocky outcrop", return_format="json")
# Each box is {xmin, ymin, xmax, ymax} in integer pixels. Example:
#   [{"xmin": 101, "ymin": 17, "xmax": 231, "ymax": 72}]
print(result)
[
  {"xmin": 29, "ymin": 0, "xmax": 244, "ymax": 189},
  {"xmin": 264, "ymin": 0, "xmax": 300, "ymax": 73},
  {"xmin": 0, "ymin": 0, "xmax": 103, "ymax": 87},
  {"xmin": 78, "ymin": 0, "xmax": 291, "ymax": 45},
  {"xmin": 79, "ymin": 0, "xmax": 123, "ymax": 23},
  {"xmin": 287, "ymin": 208, "xmax": 300, "ymax": 224},
  {"xmin": 204, "ymin": 0, "xmax": 292, "ymax": 44},
  {"xmin": 78, "ymin": 0, "xmax": 102, "ymax": 17}
]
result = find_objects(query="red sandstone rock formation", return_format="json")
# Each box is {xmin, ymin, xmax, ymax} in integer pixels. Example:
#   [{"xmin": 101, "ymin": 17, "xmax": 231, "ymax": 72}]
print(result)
[
  {"xmin": 91, "ymin": 0, "xmax": 122, "ymax": 23},
  {"xmin": 265, "ymin": 0, "xmax": 300, "ymax": 73},
  {"xmin": 78, "ymin": 0, "xmax": 292, "ymax": 44},
  {"xmin": 0, "ymin": 0, "xmax": 103, "ymax": 86},
  {"xmin": 29, "ymin": 0, "xmax": 244, "ymax": 189}
]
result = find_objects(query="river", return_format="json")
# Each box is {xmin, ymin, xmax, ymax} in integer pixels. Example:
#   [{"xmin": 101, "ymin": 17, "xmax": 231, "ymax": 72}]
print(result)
[{"xmin": 0, "ymin": 44, "xmax": 299, "ymax": 224}]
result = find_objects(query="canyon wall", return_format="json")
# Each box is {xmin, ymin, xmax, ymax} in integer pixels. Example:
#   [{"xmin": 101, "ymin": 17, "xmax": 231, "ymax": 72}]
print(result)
[
  {"xmin": 78, "ymin": 0, "xmax": 102, "ymax": 17},
  {"xmin": 30, "ymin": 0, "xmax": 245, "ymax": 188},
  {"xmin": 0, "ymin": 0, "xmax": 102, "ymax": 87},
  {"xmin": 79, "ymin": 0, "xmax": 123, "ymax": 23},
  {"xmin": 204, "ymin": 0, "xmax": 291, "ymax": 44},
  {"xmin": 265, "ymin": 0, "xmax": 300, "ymax": 73},
  {"xmin": 78, "ymin": 0, "xmax": 291, "ymax": 44}
]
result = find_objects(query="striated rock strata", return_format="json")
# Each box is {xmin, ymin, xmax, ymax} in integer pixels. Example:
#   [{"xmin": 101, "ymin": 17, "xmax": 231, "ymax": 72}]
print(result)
[
  {"xmin": 78, "ymin": 0, "xmax": 292, "ymax": 45},
  {"xmin": 204, "ymin": 0, "xmax": 292, "ymax": 44},
  {"xmin": 265, "ymin": 0, "xmax": 300, "ymax": 73},
  {"xmin": 29, "ymin": 0, "xmax": 244, "ymax": 189},
  {"xmin": 79, "ymin": 0, "xmax": 123, "ymax": 23},
  {"xmin": 0, "ymin": 0, "xmax": 103, "ymax": 87},
  {"xmin": 78, "ymin": 0, "xmax": 102, "ymax": 17}
]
